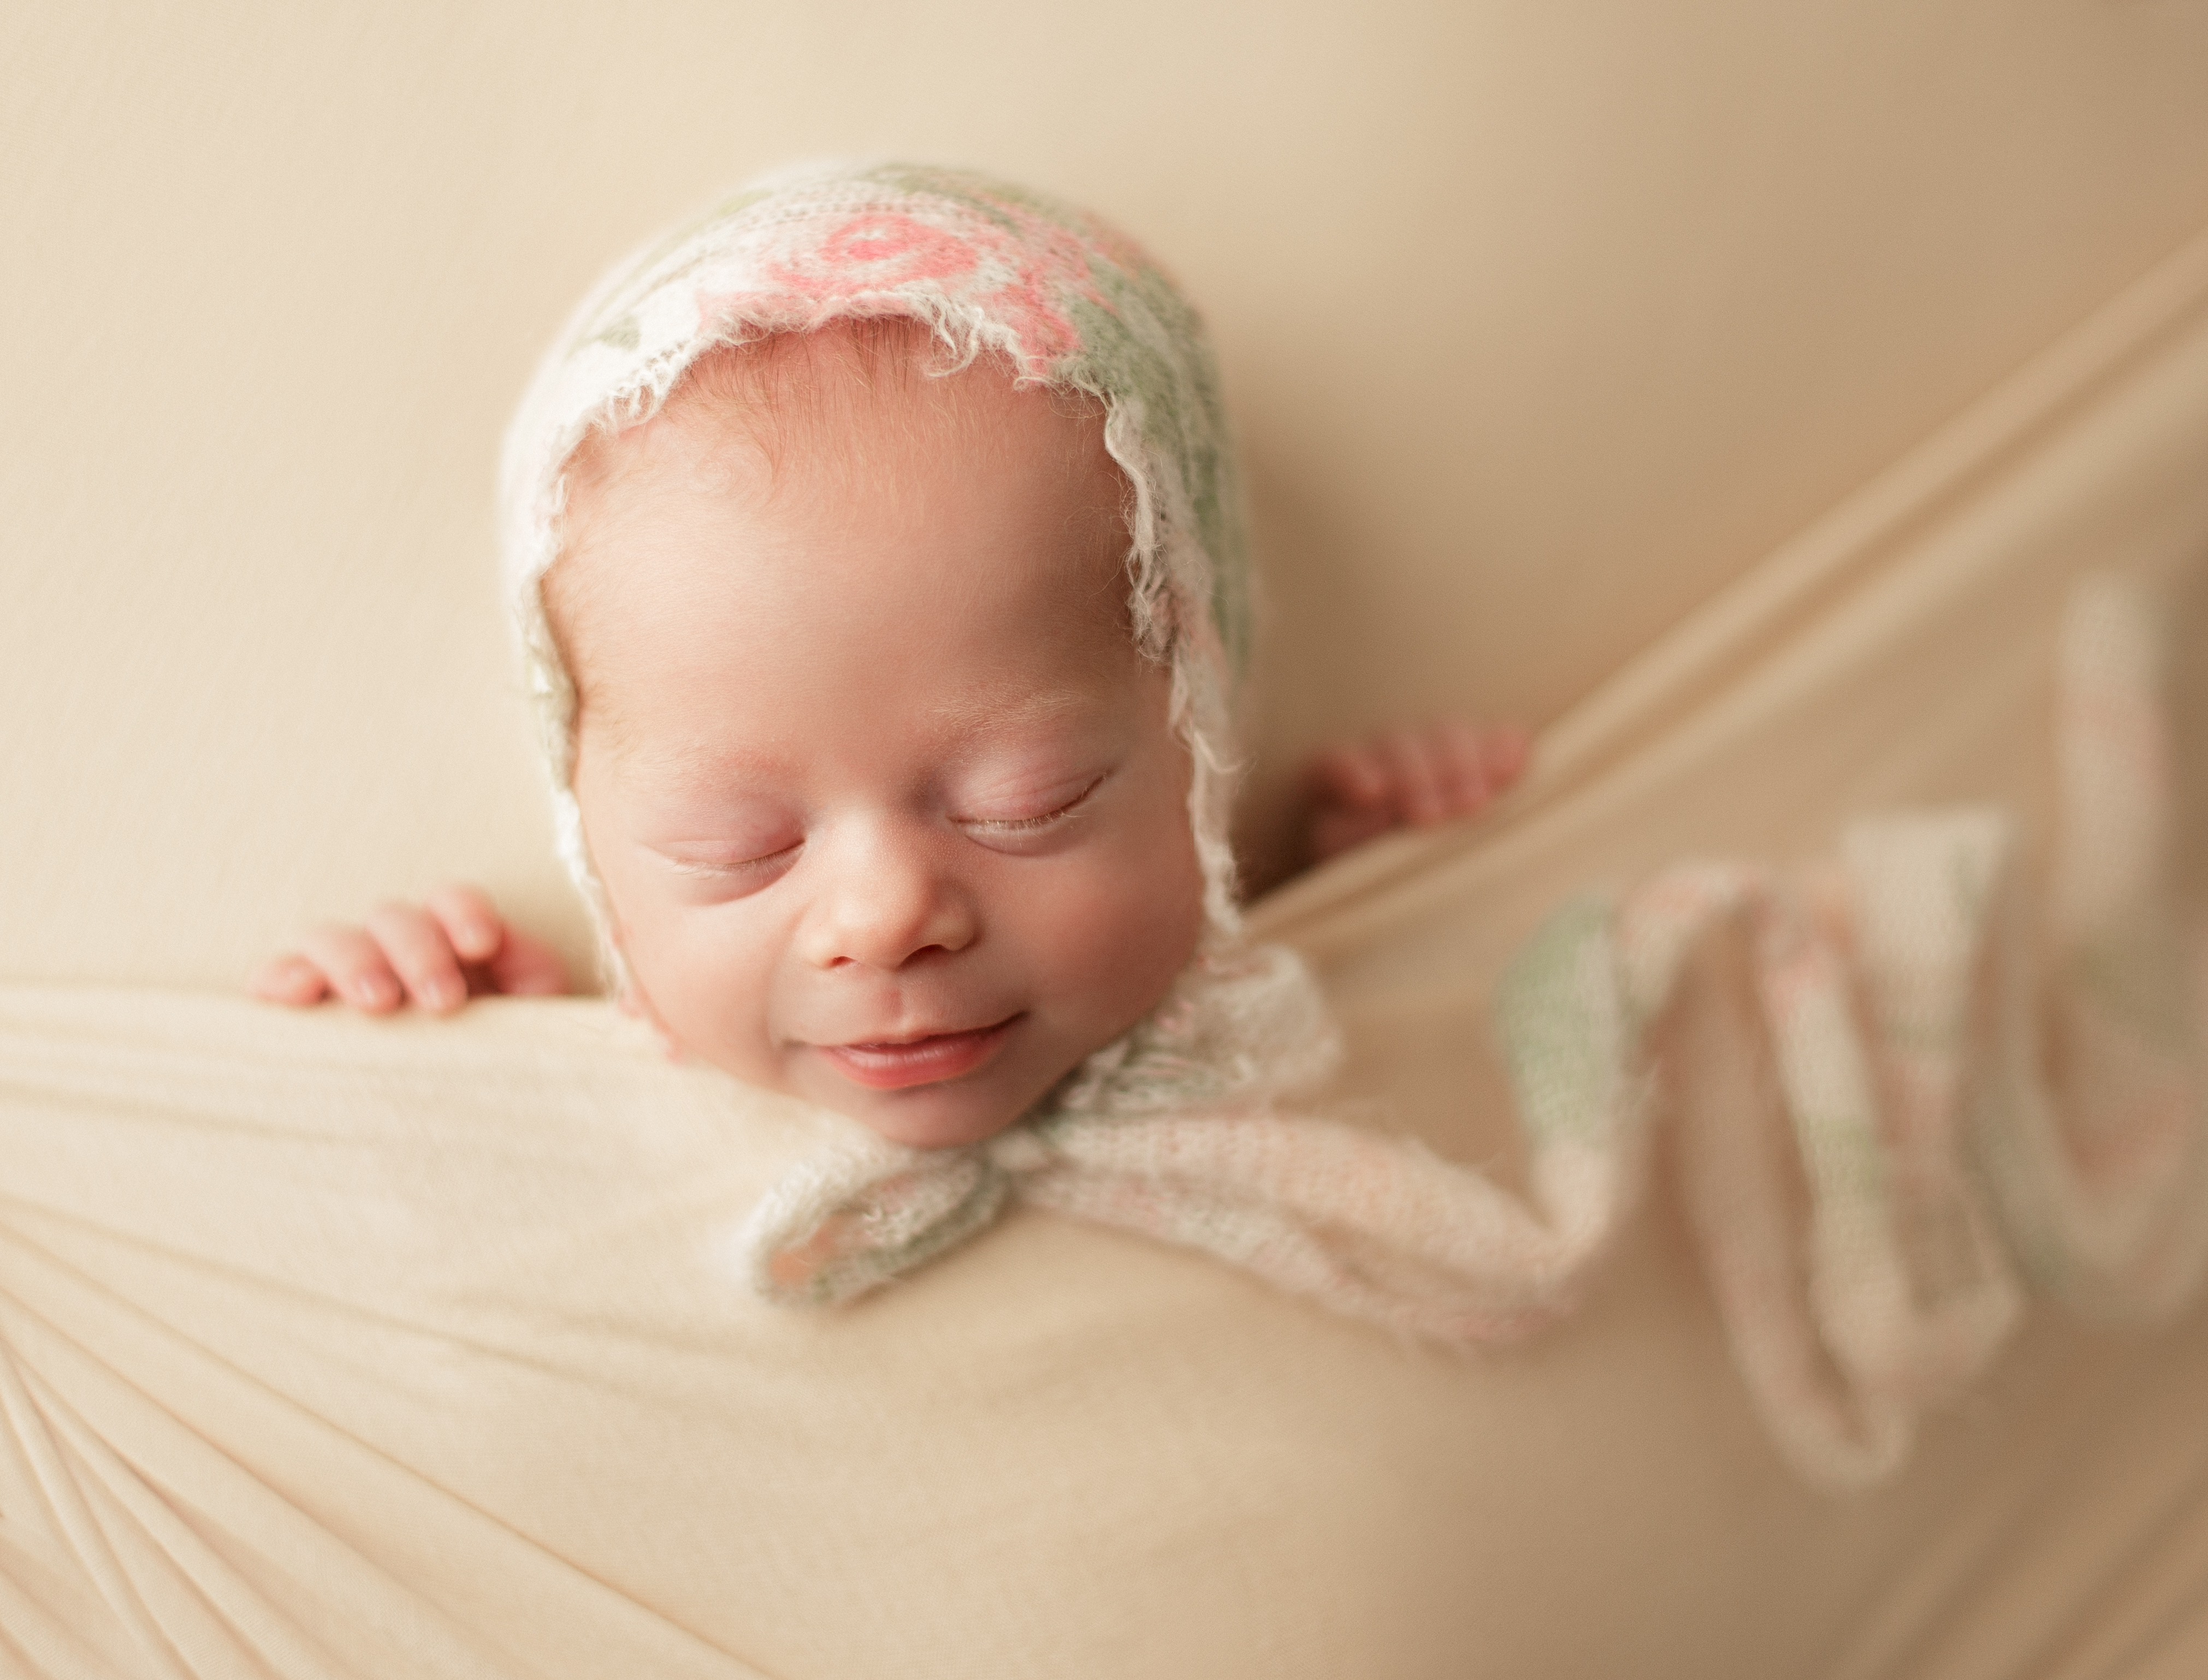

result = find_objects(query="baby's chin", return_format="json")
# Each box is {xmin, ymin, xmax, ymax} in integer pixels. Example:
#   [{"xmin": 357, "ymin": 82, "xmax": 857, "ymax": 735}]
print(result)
[
  {"xmin": 837, "ymin": 1095, "xmax": 1027, "ymax": 1151},
  {"xmin": 785, "ymin": 1067, "xmax": 1042, "ymax": 1150}
]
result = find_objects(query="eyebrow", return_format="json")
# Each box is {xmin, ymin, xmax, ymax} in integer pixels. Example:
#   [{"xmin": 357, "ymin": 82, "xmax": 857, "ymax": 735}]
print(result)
[
  {"xmin": 608, "ymin": 687, "xmax": 1111, "ymax": 796},
  {"xmin": 609, "ymin": 734, "xmax": 789, "ymax": 792},
  {"xmin": 921, "ymin": 686, "xmax": 1102, "ymax": 741}
]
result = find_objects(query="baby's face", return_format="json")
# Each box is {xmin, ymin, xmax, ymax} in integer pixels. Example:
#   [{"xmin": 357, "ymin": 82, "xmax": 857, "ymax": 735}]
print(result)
[{"xmin": 554, "ymin": 329, "xmax": 1207, "ymax": 1148}]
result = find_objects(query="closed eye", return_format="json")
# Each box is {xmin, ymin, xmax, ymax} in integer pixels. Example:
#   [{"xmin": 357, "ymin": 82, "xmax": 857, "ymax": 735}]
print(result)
[
  {"xmin": 956, "ymin": 773, "xmax": 1108, "ymax": 838},
  {"xmin": 658, "ymin": 841, "xmax": 803, "ymax": 877}
]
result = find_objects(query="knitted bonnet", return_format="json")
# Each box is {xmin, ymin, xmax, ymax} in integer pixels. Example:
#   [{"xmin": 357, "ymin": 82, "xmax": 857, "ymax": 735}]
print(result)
[{"xmin": 499, "ymin": 161, "xmax": 1261, "ymax": 973}]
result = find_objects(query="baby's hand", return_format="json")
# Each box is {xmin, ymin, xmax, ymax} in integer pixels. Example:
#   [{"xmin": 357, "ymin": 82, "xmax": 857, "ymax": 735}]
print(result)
[
  {"xmin": 1305, "ymin": 720, "xmax": 1529, "ymax": 864},
  {"xmin": 248, "ymin": 884, "xmax": 569, "ymax": 1014}
]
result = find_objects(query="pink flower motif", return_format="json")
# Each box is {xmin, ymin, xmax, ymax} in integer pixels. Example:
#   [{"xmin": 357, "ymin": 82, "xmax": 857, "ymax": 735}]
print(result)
[
  {"xmin": 706, "ymin": 201, "xmax": 1109, "ymax": 378},
  {"xmin": 814, "ymin": 212, "xmax": 980, "ymax": 287},
  {"xmin": 758, "ymin": 211, "xmax": 975, "ymax": 302}
]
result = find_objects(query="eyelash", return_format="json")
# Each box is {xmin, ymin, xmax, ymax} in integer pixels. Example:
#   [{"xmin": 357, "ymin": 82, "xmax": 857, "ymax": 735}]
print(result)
[
  {"xmin": 667, "ymin": 842, "xmax": 800, "ymax": 878},
  {"xmin": 958, "ymin": 774, "xmax": 1106, "ymax": 836},
  {"xmin": 660, "ymin": 775, "xmax": 1108, "ymax": 877}
]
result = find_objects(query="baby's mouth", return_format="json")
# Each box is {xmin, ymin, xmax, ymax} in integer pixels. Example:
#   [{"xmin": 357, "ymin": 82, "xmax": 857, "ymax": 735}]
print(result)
[{"xmin": 815, "ymin": 1016, "xmax": 1022, "ymax": 1091}]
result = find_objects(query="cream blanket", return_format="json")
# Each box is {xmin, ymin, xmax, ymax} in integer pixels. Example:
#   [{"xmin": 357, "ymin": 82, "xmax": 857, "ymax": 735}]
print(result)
[{"xmin": 8, "ymin": 230, "xmax": 2208, "ymax": 1678}]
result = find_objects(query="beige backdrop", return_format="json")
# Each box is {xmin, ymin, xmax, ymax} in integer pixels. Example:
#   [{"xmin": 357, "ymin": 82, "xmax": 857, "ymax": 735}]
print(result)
[
  {"xmin": 9, "ymin": 9, "xmax": 2208, "ymax": 1674},
  {"xmin": 4, "ymin": 0, "xmax": 2208, "ymax": 981}
]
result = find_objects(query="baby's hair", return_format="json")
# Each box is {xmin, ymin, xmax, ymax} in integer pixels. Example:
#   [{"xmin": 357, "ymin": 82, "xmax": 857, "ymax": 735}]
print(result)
[{"xmin": 674, "ymin": 317, "xmax": 936, "ymax": 465}]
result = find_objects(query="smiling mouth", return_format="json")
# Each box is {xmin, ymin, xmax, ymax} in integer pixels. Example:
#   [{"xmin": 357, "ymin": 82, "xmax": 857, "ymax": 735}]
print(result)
[{"xmin": 815, "ymin": 1016, "xmax": 1022, "ymax": 1091}]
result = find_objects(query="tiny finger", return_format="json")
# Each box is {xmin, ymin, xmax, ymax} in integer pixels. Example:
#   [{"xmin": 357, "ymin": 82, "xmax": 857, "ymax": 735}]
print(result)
[
  {"xmin": 1435, "ymin": 719, "xmax": 1495, "ymax": 815},
  {"xmin": 364, "ymin": 901, "xmax": 469, "ymax": 1012},
  {"xmin": 1380, "ymin": 728, "xmax": 1451, "ymax": 826},
  {"xmin": 487, "ymin": 927, "xmax": 570, "ymax": 998},
  {"xmin": 424, "ymin": 883, "xmax": 504, "ymax": 964},
  {"xmin": 248, "ymin": 952, "xmax": 330, "ymax": 1006},
  {"xmin": 1307, "ymin": 740, "xmax": 1392, "ymax": 809},
  {"xmin": 1483, "ymin": 724, "xmax": 1531, "ymax": 789},
  {"xmin": 299, "ymin": 924, "xmax": 406, "ymax": 1013}
]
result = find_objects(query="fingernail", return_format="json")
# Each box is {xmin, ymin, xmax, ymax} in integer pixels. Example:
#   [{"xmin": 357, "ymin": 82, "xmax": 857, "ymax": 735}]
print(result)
[
  {"xmin": 421, "ymin": 978, "xmax": 458, "ymax": 1008},
  {"xmin": 354, "ymin": 977, "xmax": 391, "ymax": 1006}
]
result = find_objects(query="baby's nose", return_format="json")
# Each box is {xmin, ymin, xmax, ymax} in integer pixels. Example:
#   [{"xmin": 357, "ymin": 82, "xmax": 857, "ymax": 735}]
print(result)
[{"xmin": 796, "ymin": 826, "xmax": 978, "ymax": 971}]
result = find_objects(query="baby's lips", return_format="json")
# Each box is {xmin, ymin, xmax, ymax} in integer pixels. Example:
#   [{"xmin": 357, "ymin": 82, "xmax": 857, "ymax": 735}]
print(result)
[{"xmin": 812, "ymin": 1016, "xmax": 1021, "ymax": 1091}]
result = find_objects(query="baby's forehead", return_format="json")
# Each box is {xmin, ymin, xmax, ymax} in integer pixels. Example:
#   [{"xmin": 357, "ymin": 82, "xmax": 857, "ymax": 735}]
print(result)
[
  {"xmin": 564, "ymin": 322, "xmax": 1126, "ymax": 571},
  {"xmin": 577, "ymin": 319, "xmax": 1114, "ymax": 491},
  {"xmin": 547, "ymin": 322, "xmax": 1143, "ymax": 727}
]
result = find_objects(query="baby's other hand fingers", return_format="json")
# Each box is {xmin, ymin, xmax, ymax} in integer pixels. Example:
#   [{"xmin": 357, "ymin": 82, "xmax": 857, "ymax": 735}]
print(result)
[
  {"xmin": 1433, "ymin": 718, "xmax": 1497, "ymax": 814},
  {"xmin": 486, "ymin": 925, "xmax": 570, "ymax": 998},
  {"xmin": 1306, "ymin": 739, "xmax": 1393, "ymax": 810},
  {"xmin": 423, "ymin": 882, "xmax": 505, "ymax": 965},
  {"xmin": 362, "ymin": 902, "xmax": 468, "ymax": 1013},
  {"xmin": 298, "ymin": 924, "xmax": 408, "ymax": 1013},
  {"xmin": 1481, "ymin": 723, "xmax": 1530, "ymax": 791},
  {"xmin": 248, "ymin": 952, "xmax": 332, "ymax": 1007},
  {"xmin": 1378, "ymin": 727, "xmax": 1452, "ymax": 827}
]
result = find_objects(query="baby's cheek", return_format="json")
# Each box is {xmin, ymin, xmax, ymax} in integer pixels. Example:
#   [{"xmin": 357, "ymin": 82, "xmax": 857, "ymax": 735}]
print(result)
[
  {"xmin": 1047, "ymin": 828, "xmax": 1206, "ymax": 1023},
  {"xmin": 628, "ymin": 910, "xmax": 780, "ymax": 1074}
]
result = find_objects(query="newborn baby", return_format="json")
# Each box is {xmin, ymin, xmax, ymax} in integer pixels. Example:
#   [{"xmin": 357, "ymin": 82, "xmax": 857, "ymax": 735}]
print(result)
[
  {"xmin": 241, "ymin": 168, "xmax": 2194, "ymax": 1474},
  {"xmin": 252, "ymin": 165, "xmax": 1524, "ymax": 1158}
]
